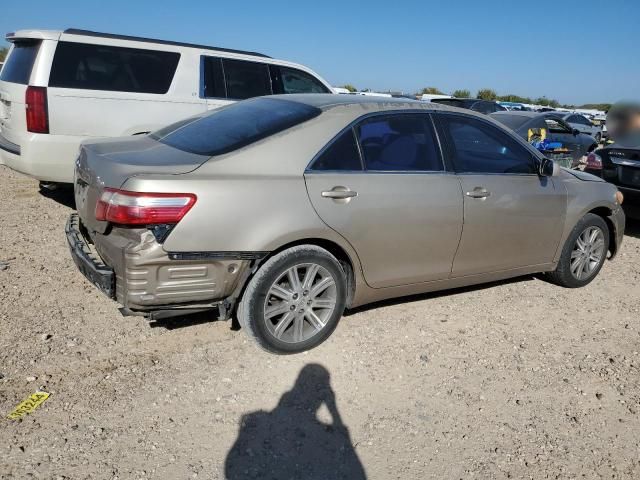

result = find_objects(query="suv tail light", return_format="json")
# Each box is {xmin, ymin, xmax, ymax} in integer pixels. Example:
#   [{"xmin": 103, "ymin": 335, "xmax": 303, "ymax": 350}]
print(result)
[
  {"xmin": 25, "ymin": 86, "xmax": 49, "ymax": 134},
  {"xmin": 95, "ymin": 189, "xmax": 197, "ymax": 225},
  {"xmin": 586, "ymin": 152, "xmax": 602, "ymax": 170}
]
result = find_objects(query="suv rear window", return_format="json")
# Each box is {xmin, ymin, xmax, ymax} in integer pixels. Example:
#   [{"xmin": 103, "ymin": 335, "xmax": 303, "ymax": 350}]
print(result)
[
  {"xmin": 151, "ymin": 97, "xmax": 321, "ymax": 156},
  {"xmin": 0, "ymin": 41, "xmax": 41, "ymax": 84},
  {"xmin": 48, "ymin": 42, "xmax": 180, "ymax": 94}
]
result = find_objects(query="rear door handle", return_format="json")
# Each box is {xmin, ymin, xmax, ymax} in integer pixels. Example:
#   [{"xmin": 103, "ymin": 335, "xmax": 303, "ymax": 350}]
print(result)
[
  {"xmin": 321, "ymin": 188, "xmax": 358, "ymax": 199},
  {"xmin": 465, "ymin": 187, "xmax": 491, "ymax": 199}
]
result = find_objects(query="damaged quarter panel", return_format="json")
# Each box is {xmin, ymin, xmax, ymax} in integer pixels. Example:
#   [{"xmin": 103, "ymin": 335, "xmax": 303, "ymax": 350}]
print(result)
[{"xmin": 121, "ymin": 109, "xmax": 364, "ymax": 260}]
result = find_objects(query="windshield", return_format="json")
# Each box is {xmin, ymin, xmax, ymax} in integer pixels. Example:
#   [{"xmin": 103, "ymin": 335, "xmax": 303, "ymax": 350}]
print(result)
[
  {"xmin": 151, "ymin": 97, "xmax": 322, "ymax": 156},
  {"xmin": 0, "ymin": 41, "xmax": 41, "ymax": 84}
]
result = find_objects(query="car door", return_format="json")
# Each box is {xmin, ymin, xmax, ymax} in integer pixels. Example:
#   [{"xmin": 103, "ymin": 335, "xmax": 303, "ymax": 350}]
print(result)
[
  {"xmin": 435, "ymin": 113, "xmax": 566, "ymax": 277},
  {"xmin": 304, "ymin": 112, "xmax": 463, "ymax": 288}
]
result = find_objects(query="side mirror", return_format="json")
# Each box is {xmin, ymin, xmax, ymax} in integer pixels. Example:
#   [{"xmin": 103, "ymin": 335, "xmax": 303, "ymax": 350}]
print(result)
[
  {"xmin": 572, "ymin": 128, "xmax": 580, "ymax": 136},
  {"xmin": 538, "ymin": 157, "xmax": 559, "ymax": 177}
]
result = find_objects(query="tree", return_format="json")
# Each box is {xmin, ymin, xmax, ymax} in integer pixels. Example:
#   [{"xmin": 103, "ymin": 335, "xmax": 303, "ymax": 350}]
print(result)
[
  {"xmin": 0, "ymin": 47, "xmax": 8, "ymax": 63},
  {"xmin": 419, "ymin": 86, "xmax": 444, "ymax": 95},
  {"xmin": 476, "ymin": 88, "xmax": 497, "ymax": 100},
  {"xmin": 341, "ymin": 84, "xmax": 357, "ymax": 93},
  {"xmin": 452, "ymin": 89, "xmax": 470, "ymax": 98}
]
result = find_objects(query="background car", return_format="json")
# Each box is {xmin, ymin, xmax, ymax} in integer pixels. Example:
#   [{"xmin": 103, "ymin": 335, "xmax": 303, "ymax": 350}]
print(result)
[
  {"xmin": 67, "ymin": 95, "xmax": 624, "ymax": 354},
  {"xmin": 430, "ymin": 97, "xmax": 506, "ymax": 114},
  {"xmin": 491, "ymin": 111, "xmax": 598, "ymax": 167},
  {"xmin": 0, "ymin": 28, "xmax": 333, "ymax": 185},
  {"xmin": 547, "ymin": 112, "xmax": 603, "ymax": 142}
]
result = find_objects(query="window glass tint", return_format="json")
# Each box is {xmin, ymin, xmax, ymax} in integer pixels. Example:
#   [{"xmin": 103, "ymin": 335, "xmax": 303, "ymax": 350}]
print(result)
[
  {"xmin": 356, "ymin": 114, "xmax": 442, "ymax": 171},
  {"xmin": 0, "ymin": 41, "xmax": 41, "ymax": 84},
  {"xmin": 470, "ymin": 101, "xmax": 495, "ymax": 114},
  {"xmin": 222, "ymin": 59, "xmax": 271, "ymax": 99},
  {"xmin": 202, "ymin": 56, "xmax": 226, "ymax": 98},
  {"xmin": 544, "ymin": 117, "xmax": 571, "ymax": 133},
  {"xmin": 49, "ymin": 42, "xmax": 180, "ymax": 93},
  {"xmin": 440, "ymin": 114, "xmax": 535, "ymax": 174},
  {"xmin": 151, "ymin": 97, "xmax": 320, "ymax": 156},
  {"xmin": 311, "ymin": 129, "xmax": 361, "ymax": 171},
  {"xmin": 279, "ymin": 66, "xmax": 329, "ymax": 94}
]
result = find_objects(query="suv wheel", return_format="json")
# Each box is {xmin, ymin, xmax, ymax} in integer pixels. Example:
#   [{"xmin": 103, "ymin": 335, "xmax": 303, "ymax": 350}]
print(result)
[
  {"xmin": 547, "ymin": 213, "xmax": 609, "ymax": 288},
  {"xmin": 238, "ymin": 245, "xmax": 347, "ymax": 354}
]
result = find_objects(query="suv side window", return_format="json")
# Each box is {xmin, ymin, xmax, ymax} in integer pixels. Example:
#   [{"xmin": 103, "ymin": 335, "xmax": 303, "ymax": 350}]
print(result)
[
  {"xmin": 310, "ymin": 129, "xmax": 362, "ymax": 171},
  {"xmin": 355, "ymin": 114, "xmax": 443, "ymax": 171},
  {"xmin": 439, "ymin": 114, "xmax": 535, "ymax": 174},
  {"xmin": 279, "ymin": 66, "xmax": 329, "ymax": 94},
  {"xmin": 49, "ymin": 42, "xmax": 180, "ymax": 94},
  {"xmin": 201, "ymin": 56, "xmax": 226, "ymax": 98},
  {"xmin": 222, "ymin": 59, "xmax": 272, "ymax": 100}
]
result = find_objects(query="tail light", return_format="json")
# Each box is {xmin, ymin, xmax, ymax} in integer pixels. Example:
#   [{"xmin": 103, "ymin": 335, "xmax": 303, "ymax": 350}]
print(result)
[
  {"xmin": 586, "ymin": 152, "xmax": 602, "ymax": 170},
  {"xmin": 25, "ymin": 86, "xmax": 49, "ymax": 134},
  {"xmin": 95, "ymin": 188, "xmax": 197, "ymax": 225}
]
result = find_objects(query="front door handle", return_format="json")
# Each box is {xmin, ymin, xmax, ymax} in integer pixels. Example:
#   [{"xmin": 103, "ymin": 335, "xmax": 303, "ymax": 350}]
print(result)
[
  {"xmin": 465, "ymin": 187, "xmax": 491, "ymax": 199},
  {"xmin": 321, "ymin": 187, "xmax": 358, "ymax": 199}
]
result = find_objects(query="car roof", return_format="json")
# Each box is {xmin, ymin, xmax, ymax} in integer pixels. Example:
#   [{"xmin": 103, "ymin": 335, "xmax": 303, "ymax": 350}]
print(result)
[
  {"xmin": 274, "ymin": 93, "xmax": 467, "ymax": 113},
  {"xmin": 7, "ymin": 28, "xmax": 270, "ymax": 58}
]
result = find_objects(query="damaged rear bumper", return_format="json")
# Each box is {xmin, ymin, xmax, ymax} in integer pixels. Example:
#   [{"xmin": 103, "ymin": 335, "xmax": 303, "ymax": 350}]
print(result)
[{"xmin": 66, "ymin": 213, "xmax": 259, "ymax": 318}]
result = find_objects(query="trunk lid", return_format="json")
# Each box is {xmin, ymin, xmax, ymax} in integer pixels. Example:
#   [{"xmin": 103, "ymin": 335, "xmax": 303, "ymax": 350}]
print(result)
[
  {"xmin": 602, "ymin": 146, "xmax": 640, "ymax": 190},
  {"xmin": 75, "ymin": 135, "xmax": 210, "ymax": 234}
]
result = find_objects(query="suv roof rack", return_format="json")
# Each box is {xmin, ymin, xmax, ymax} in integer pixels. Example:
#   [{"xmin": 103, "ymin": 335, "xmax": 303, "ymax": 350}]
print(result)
[{"xmin": 63, "ymin": 28, "xmax": 271, "ymax": 59}]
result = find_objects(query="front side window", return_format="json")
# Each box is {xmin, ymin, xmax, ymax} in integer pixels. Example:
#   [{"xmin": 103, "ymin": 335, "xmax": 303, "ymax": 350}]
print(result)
[
  {"xmin": 355, "ymin": 114, "xmax": 442, "ymax": 172},
  {"xmin": 439, "ymin": 114, "xmax": 535, "ymax": 174},
  {"xmin": 151, "ymin": 97, "xmax": 320, "ymax": 156},
  {"xmin": 0, "ymin": 41, "xmax": 41, "ymax": 85},
  {"xmin": 222, "ymin": 59, "xmax": 271, "ymax": 100},
  {"xmin": 544, "ymin": 117, "xmax": 572, "ymax": 133},
  {"xmin": 310, "ymin": 129, "xmax": 362, "ymax": 171},
  {"xmin": 49, "ymin": 42, "xmax": 180, "ymax": 93},
  {"xmin": 279, "ymin": 66, "xmax": 329, "ymax": 94}
]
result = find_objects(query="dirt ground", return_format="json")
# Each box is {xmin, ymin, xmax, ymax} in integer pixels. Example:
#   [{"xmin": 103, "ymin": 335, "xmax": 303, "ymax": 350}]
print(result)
[{"xmin": 1, "ymin": 165, "xmax": 639, "ymax": 480}]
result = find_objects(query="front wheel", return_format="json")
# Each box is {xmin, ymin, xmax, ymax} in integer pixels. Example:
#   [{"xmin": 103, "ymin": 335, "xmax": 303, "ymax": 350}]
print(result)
[
  {"xmin": 547, "ymin": 213, "xmax": 609, "ymax": 288},
  {"xmin": 238, "ymin": 245, "xmax": 347, "ymax": 354},
  {"xmin": 595, "ymin": 132, "xmax": 602, "ymax": 143}
]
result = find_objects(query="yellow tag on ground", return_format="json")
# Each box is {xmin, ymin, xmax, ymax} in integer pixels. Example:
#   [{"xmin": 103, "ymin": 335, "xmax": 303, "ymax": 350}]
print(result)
[{"xmin": 7, "ymin": 391, "xmax": 50, "ymax": 420}]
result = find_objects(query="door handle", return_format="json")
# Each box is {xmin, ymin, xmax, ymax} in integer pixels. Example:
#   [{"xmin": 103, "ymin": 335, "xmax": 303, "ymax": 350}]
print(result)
[
  {"xmin": 465, "ymin": 187, "xmax": 490, "ymax": 199},
  {"xmin": 321, "ymin": 188, "xmax": 358, "ymax": 199}
]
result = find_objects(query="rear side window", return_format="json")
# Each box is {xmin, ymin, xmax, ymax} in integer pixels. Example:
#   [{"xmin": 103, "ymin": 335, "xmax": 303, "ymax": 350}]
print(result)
[
  {"xmin": 279, "ymin": 66, "xmax": 329, "ymax": 94},
  {"xmin": 222, "ymin": 59, "xmax": 272, "ymax": 100},
  {"xmin": 0, "ymin": 41, "xmax": 41, "ymax": 84},
  {"xmin": 48, "ymin": 42, "xmax": 180, "ymax": 94},
  {"xmin": 310, "ymin": 129, "xmax": 362, "ymax": 171},
  {"xmin": 356, "ymin": 114, "xmax": 442, "ymax": 171},
  {"xmin": 151, "ymin": 97, "xmax": 321, "ymax": 156},
  {"xmin": 438, "ymin": 114, "xmax": 535, "ymax": 174}
]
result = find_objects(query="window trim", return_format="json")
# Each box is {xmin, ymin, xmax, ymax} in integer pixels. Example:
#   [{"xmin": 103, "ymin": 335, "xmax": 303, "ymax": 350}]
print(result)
[
  {"xmin": 306, "ymin": 110, "xmax": 448, "ymax": 174},
  {"xmin": 434, "ymin": 111, "xmax": 541, "ymax": 176}
]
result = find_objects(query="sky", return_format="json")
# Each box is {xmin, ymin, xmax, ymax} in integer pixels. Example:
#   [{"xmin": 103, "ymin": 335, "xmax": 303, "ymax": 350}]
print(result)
[{"xmin": 1, "ymin": 0, "xmax": 638, "ymax": 105}]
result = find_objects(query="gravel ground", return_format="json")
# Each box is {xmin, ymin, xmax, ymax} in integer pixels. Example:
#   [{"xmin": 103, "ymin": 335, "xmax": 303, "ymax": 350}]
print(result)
[{"xmin": 1, "ymin": 165, "xmax": 640, "ymax": 479}]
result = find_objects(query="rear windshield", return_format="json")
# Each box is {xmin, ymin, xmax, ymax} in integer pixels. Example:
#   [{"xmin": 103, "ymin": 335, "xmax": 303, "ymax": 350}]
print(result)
[
  {"xmin": 48, "ymin": 42, "xmax": 180, "ymax": 94},
  {"xmin": 491, "ymin": 114, "xmax": 532, "ymax": 131},
  {"xmin": 0, "ymin": 41, "xmax": 41, "ymax": 84},
  {"xmin": 151, "ymin": 97, "xmax": 321, "ymax": 156}
]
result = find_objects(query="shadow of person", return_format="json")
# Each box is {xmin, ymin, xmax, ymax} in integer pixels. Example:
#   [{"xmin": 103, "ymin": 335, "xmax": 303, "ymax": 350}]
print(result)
[{"xmin": 224, "ymin": 363, "xmax": 366, "ymax": 480}]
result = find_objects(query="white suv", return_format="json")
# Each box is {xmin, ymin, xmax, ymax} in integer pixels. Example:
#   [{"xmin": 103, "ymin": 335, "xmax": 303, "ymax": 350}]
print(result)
[{"xmin": 0, "ymin": 29, "xmax": 333, "ymax": 184}]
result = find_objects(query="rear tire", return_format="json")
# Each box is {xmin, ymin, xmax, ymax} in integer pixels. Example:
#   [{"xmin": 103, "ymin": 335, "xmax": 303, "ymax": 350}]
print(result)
[
  {"xmin": 238, "ymin": 245, "xmax": 347, "ymax": 354},
  {"xmin": 547, "ymin": 213, "xmax": 609, "ymax": 288}
]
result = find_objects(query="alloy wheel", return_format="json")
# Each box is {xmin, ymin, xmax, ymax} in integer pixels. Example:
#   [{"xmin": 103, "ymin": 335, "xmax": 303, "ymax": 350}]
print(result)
[
  {"xmin": 570, "ymin": 226, "xmax": 606, "ymax": 280},
  {"xmin": 263, "ymin": 263, "xmax": 338, "ymax": 344}
]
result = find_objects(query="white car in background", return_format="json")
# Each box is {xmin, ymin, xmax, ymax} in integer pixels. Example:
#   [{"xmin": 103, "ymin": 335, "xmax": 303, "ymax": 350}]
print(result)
[{"xmin": 0, "ymin": 28, "xmax": 333, "ymax": 185}]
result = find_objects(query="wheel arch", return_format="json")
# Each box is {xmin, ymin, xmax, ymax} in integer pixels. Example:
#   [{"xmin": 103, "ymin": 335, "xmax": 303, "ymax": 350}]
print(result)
[{"xmin": 587, "ymin": 206, "xmax": 618, "ymax": 257}]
